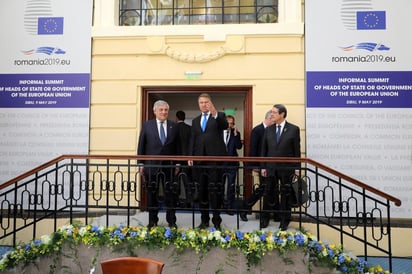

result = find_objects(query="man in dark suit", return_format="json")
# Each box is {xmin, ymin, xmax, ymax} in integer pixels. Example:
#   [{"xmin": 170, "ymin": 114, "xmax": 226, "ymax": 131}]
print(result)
[
  {"xmin": 240, "ymin": 110, "xmax": 274, "ymax": 221},
  {"xmin": 223, "ymin": 115, "xmax": 242, "ymax": 214},
  {"xmin": 188, "ymin": 93, "xmax": 228, "ymax": 230},
  {"xmin": 175, "ymin": 110, "xmax": 193, "ymax": 207},
  {"xmin": 176, "ymin": 110, "xmax": 191, "ymax": 156},
  {"xmin": 138, "ymin": 100, "xmax": 181, "ymax": 228},
  {"xmin": 260, "ymin": 104, "xmax": 301, "ymax": 230}
]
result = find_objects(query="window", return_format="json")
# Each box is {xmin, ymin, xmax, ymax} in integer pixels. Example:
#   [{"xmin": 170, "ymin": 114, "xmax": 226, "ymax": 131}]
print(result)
[{"xmin": 120, "ymin": 0, "xmax": 278, "ymax": 26}]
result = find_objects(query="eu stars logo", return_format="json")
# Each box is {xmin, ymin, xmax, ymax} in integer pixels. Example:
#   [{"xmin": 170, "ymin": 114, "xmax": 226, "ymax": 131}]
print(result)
[
  {"xmin": 357, "ymin": 11, "xmax": 386, "ymax": 30},
  {"xmin": 38, "ymin": 17, "xmax": 64, "ymax": 35}
]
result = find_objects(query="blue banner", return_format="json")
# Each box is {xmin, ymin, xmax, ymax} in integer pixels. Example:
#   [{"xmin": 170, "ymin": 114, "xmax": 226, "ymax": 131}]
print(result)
[
  {"xmin": 0, "ymin": 73, "xmax": 90, "ymax": 108},
  {"xmin": 307, "ymin": 71, "xmax": 412, "ymax": 108}
]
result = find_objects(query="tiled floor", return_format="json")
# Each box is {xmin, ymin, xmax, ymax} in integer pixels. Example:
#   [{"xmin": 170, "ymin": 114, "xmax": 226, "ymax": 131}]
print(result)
[{"xmin": 91, "ymin": 210, "xmax": 292, "ymax": 232}]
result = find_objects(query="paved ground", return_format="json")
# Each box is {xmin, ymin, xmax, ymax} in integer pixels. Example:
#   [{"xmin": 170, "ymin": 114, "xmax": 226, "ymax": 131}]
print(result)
[{"xmin": 91, "ymin": 211, "xmax": 291, "ymax": 232}]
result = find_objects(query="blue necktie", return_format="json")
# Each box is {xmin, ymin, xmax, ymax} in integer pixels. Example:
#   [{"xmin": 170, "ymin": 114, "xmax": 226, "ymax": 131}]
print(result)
[
  {"xmin": 201, "ymin": 113, "xmax": 208, "ymax": 132},
  {"xmin": 159, "ymin": 121, "xmax": 166, "ymax": 145},
  {"xmin": 276, "ymin": 125, "xmax": 281, "ymax": 143}
]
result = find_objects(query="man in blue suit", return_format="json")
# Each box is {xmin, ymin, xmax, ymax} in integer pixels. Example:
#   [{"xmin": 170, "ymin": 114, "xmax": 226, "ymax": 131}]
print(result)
[
  {"xmin": 188, "ymin": 93, "xmax": 228, "ymax": 230},
  {"xmin": 138, "ymin": 100, "xmax": 181, "ymax": 228},
  {"xmin": 260, "ymin": 104, "xmax": 301, "ymax": 230}
]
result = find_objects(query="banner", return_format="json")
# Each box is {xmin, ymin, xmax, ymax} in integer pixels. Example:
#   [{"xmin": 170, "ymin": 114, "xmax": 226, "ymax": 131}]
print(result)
[
  {"xmin": 305, "ymin": 0, "xmax": 412, "ymax": 218},
  {"xmin": 0, "ymin": 0, "xmax": 92, "ymax": 183}
]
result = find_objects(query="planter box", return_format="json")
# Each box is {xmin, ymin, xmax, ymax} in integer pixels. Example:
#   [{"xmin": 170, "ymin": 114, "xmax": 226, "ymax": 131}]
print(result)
[{"xmin": 2, "ymin": 244, "xmax": 336, "ymax": 274}]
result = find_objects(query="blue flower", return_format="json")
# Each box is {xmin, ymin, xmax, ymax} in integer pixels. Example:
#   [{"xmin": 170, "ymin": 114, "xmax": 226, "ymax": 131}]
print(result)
[
  {"xmin": 33, "ymin": 240, "xmax": 42, "ymax": 246},
  {"xmin": 164, "ymin": 228, "xmax": 172, "ymax": 239},
  {"xmin": 91, "ymin": 226, "xmax": 100, "ymax": 234},
  {"xmin": 294, "ymin": 233, "xmax": 305, "ymax": 246},
  {"xmin": 276, "ymin": 237, "xmax": 284, "ymax": 245},
  {"xmin": 24, "ymin": 243, "xmax": 31, "ymax": 252},
  {"xmin": 259, "ymin": 233, "xmax": 267, "ymax": 242},
  {"xmin": 112, "ymin": 230, "xmax": 125, "ymax": 240},
  {"xmin": 224, "ymin": 234, "xmax": 231, "ymax": 241},
  {"xmin": 338, "ymin": 254, "xmax": 345, "ymax": 264},
  {"xmin": 235, "ymin": 230, "xmax": 244, "ymax": 240},
  {"xmin": 130, "ymin": 231, "xmax": 137, "ymax": 237}
]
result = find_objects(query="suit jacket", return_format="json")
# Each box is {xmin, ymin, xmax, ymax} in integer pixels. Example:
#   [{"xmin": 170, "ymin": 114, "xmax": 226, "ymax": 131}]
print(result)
[
  {"xmin": 189, "ymin": 112, "xmax": 228, "ymax": 157},
  {"xmin": 248, "ymin": 122, "xmax": 265, "ymax": 167},
  {"xmin": 177, "ymin": 121, "xmax": 191, "ymax": 155},
  {"xmin": 260, "ymin": 121, "xmax": 301, "ymax": 177},
  {"xmin": 225, "ymin": 128, "xmax": 242, "ymax": 166},
  {"xmin": 137, "ymin": 119, "xmax": 180, "ymax": 172}
]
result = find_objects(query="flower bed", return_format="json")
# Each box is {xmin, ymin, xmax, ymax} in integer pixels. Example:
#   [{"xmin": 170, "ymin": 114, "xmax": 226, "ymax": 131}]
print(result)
[{"xmin": 0, "ymin": 223, "xmax": 388, "ymax": 273}]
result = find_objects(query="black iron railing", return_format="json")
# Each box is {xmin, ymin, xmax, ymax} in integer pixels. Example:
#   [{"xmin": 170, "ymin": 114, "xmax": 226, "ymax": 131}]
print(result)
[{"xmin": 0, "ymin": 154, "xmax": 401, "ymax": 272}]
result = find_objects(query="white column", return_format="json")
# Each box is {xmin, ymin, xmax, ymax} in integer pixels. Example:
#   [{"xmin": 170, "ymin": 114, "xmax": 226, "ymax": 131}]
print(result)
[
  {"xmin": 278, "ymin": 0, "xmax": 302, "ymax": 23},
  {"xmin": 93, "ymin": 0, "xmax": 119, "ymax": 27}
]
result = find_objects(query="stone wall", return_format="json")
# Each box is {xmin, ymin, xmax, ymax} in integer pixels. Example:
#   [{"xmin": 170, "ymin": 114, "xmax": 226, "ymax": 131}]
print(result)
[{"xmin": 3, "ymin": 244, "xmax": 336, "ymax": 274}]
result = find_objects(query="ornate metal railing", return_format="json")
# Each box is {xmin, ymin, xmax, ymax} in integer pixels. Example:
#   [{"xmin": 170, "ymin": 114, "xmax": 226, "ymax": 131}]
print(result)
[
  {"xmin": 119, "ymin": 0, "xmax": 279, "ymax": 26},
  {"xmin": 0, "ymin": 154, "xmax": 401, "ymax": 272}
]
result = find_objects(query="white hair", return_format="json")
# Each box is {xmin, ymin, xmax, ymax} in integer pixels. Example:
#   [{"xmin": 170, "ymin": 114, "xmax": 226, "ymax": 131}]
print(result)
[{"xmin": 153, "ymin": 100, "xmax": 169, "ymax": 111}]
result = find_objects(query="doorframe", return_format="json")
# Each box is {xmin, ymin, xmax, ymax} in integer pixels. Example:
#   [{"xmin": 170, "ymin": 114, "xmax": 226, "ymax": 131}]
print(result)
[{"xmin": 141, "ymin": 86, "xmax": 254, "ymax": 201}]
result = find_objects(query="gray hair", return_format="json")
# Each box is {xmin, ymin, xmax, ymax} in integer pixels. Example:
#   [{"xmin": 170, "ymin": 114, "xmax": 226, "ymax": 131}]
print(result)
[
  {"xmin": 153, "ymin": 100, "xmax": 169, "ymax": 111},
  {"xmin": 264, "ymin": 110, "xmax": 272, "ymax": 119}
]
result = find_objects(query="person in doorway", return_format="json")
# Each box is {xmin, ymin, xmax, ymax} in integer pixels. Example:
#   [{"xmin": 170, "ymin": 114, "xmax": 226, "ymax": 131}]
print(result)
[
  {"xmin": 223, "ymin": 115, "xmax": 242, "ymax": 215},
  {"xmin": 175, "ymin": 110, "xmax": 191, "ymax": 156},
  {"xmin": 240, "ymin": 110, "xmax": 275, "ymax": 221},
  {"xmin": 175, "ymin": 110, "xmax": 193, "ymax": 207},
  {"xmin": 260, "ymin": 104, "xmax": 301, "ymax": 230},
  {"xmin": 188, "ymin": 93, "xmax": 228, "ymax": 230},
  {"xmin": 137, "ymin": 100, "xmax": 181, "ymax": 228}
]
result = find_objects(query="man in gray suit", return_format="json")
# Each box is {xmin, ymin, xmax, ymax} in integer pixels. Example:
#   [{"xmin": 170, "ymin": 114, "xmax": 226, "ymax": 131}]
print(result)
[
  {"xmin": 138, "ymin": 100, "xmax": 181, "ymax": 228},
  {"xmin": 188, "ymin": 93, "xmax": 228, "ymax": 230},
  {"xmin": 260, "ymin": 104, "xmax": 301, "ymax": 230}
]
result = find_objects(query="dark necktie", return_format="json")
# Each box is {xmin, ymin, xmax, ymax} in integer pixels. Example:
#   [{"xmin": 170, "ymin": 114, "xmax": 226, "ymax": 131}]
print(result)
[
  {"xmin": 159, "ymin": 121, "xmax": 166, "ymax": 145},
  {"xmin": 201, "ymin": 113, "xmax": 208, "ymax": 132},
  {"xmin": 276, "ymin": 125, "xmax": 281, "ymax": 143}
]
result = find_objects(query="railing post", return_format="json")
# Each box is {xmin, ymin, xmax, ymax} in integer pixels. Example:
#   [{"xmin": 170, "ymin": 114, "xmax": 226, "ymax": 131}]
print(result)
[{"xmin": 386, "ymin": 199, "xmax": 393, "ymax": 273}]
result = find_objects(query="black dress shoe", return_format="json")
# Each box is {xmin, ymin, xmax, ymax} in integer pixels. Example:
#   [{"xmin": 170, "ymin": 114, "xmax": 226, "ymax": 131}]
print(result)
[
  {"xmin": 279, "ymin": 221, "xmax": 290, "ymax": 230},
  {"xmin": 213, "ymin": 224, "xmax": 221, "ymax": 230},
  {"xmin": 226, "ymin": 210, "xmax": 235, "ymax": 216},
  {"xmin": 147, "ymin": 222, "xmax": 157, "ymax": 229},
  {"xmin": 260, "ymin": 218, "xmax": 269, "ymax": 229},
  {"xmin": 197, "ymin": 222, "xmax": 209, "ymax": 229},
  {"xmin": 239, "ymin": 212, "xmax": 248, "ymax": 222}
]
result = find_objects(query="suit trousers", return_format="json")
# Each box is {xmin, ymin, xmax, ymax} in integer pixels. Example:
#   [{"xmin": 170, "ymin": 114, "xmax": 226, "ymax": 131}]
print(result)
[
  {"xmin": 193, "ymin": 162, "xmax": 224, "ymax": 226},
  {"xmin": 262, "ymin": 171, "xmax": 293, "ymax": 223},
  {"xmin": 145, "ymin": 168, "xmax": 177, "ymax": 225}
]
